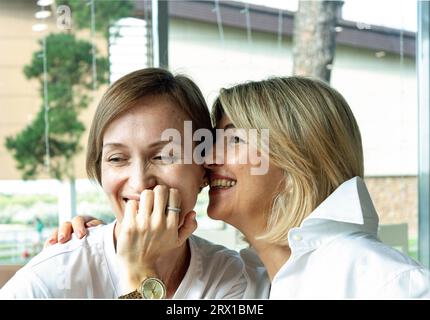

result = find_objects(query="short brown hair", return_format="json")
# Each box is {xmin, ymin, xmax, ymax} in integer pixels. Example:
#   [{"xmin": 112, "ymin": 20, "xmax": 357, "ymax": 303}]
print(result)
[{"xmin": 86, "ymin": 68, "xmax": 212, "ymax": 184}]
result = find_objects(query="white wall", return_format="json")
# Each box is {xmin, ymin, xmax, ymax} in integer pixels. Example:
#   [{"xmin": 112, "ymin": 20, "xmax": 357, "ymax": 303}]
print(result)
[{"xmin": 169, "ymin": 18, "xmax": 417, "ymax": 177}]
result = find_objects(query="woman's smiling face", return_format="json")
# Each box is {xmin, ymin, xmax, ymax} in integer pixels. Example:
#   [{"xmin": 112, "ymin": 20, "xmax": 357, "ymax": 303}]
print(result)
[
  {"xmin": 204, "ymin": 115, "xmax": 284, "ymax": 235},
  {"xmin": 100, "ymin": 95, "xmax": 205, "ymax": 222}
]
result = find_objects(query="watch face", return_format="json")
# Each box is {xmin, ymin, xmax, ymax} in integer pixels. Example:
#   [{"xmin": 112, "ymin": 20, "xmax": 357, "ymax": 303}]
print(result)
[{"xmin": 140, "ymin": 278, "xmax": 166, "ymax": 299}]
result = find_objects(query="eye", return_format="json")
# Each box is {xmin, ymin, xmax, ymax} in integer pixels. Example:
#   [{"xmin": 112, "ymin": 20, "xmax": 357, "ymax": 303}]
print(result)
[
  {"xmin": 107, "ymin": 155, "xmax": 127, "ymax": 163},
  {"xmin": 153, "ymin": 155, "xmax": 166, "ymax": 160},
  {"xmin": 229, "ymin": 135, "xmax": 245, "ymax": 144},
  {"xmin": 153, "ymin": 154, "xmax": 177, "ymax": 163}
]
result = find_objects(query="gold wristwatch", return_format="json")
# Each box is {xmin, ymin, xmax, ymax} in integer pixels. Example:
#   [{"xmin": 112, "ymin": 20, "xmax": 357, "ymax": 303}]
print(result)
[{"xmin": 118, "ymin": 277, "xmax": 167, "ymax": 299}]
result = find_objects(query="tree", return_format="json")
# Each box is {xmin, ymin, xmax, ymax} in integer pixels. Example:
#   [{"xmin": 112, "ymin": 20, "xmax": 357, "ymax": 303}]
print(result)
[
  {"xmin": 57, "ymin": 0, "xmax": 135, "ymax": 38},
  {"xmin": 5, "ymin": 33, "xmax": 109, "ymax": 180},
  {"xmin": 5, "ymin": 0, "xmax": 135, "ymax": 221},
  {"xmin": 292, "ymin": 0, "xmax": 344, "ymax": 83},
  {"xmin": 6, "ymin": 0, "xmax": 135, "ymax": 180}
]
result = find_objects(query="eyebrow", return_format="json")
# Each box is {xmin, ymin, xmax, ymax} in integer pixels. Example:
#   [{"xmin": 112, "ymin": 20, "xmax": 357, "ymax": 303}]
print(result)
[
  {"xmin": 102, "ymin": 140, "xmax": 172, "ymax": 149},
  {"xmin": 102, "ymin": 142, "xmax": 125, "ymax": 149},
  {"xmin": 223, "ymin": 123, "xmax": 236, "ymax": 130}
]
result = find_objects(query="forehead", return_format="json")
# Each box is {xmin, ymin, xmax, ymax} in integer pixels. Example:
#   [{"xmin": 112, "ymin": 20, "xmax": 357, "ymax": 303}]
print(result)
[{"xmin": 103, "ymin": 95, "xmax": 189, "ymax": 142}]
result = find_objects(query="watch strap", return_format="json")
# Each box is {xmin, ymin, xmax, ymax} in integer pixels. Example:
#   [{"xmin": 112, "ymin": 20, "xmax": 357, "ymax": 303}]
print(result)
[{"xmin": 118, "ymin": 289, "xmax": 142, "ymax": 299}]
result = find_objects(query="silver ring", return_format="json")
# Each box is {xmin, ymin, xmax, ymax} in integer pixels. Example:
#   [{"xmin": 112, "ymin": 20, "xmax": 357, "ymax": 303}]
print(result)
[{"xmin": 166, "ymin": 206, "xmax": 181, "ymax": 213}]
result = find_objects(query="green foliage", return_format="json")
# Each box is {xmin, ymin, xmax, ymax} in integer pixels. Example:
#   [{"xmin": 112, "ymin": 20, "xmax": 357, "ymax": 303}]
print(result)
[
  {"xmin": 57, "ymin": 0, "xmax": 135, "ymax": 38},
  {"xmin": 5, "ymin": 108, "xmax": 85, "ymax": 179},
  {"xmin": 0, "ymin": 194, "xmax": 58, "ymax": 225},
  {"xmin": 5, "ymin": 33, "xmax": 108, "ymax": 180},
  {"xmin": 5, "ymin": 1, "xmax": 134, "ymax": 181},
  {"xmin": 0, "ymin": 190, "xmax": 115, "ymax": 226},
  {"xmin": 0, "ymin": 194, "xmax": 57, "ymax": 209},
  {"xmin": 23, "ymin": 33, "xmax": 109, "ymax": 109}
]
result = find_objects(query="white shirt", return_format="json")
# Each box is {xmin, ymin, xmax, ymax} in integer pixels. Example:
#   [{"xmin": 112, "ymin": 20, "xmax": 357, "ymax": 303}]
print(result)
[
  {"xmin": 0, "ymin": 221, "xmax": 251, "ymax": 299},
  {"xmin": 240, "ymin": 247, "xmax": 270, "ymax": 299},
  {"xmin": 270, "ymin": 176, "xmax": 430, "ymax": 299}
]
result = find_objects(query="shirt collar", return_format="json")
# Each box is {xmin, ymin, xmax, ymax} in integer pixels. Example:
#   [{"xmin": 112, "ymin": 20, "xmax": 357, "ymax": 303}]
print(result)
[
  {"xmin": 303, "ymin": 176, "xmax": 379, "ymax": 232},
  {"xmin": 288, "ymin": 176, "xmax": 379, "ymax": 253},
  {"xmin": 172, "ymin": 236, "xmax": 201, "ymax": 299}
]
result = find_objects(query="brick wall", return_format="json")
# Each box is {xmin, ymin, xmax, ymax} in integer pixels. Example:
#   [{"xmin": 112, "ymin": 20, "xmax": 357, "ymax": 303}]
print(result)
[{"xmin": 364, "ymin": 176, "xmax": 418, "ymax": 238}]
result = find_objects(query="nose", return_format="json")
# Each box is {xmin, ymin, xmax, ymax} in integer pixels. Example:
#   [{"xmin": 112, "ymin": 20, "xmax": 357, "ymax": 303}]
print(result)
[
  {"xmin": 128, "ymin": 161, "xmax": 157, "ymax": 192},
  {"xmin": 203, "ymin": 139, "xmax": 224, "ymax": 169}
]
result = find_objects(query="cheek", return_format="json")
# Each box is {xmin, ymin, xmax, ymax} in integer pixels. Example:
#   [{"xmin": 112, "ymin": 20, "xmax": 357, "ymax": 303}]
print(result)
[
  {"xmin": 235, "ymin": 166, "xmax": 274, "ymax": 210},
  {"xmin": 101, "ymin": 165, "xmax": 121, "ymax": 197},
  {"xmin": 225, "ymin": 146, "xmax": 248, "ymax": 165},
  {"xmin": 100, "ymin": 165, "xmax": 126, "ymax": 218},
  {"xmin": 249, "ymin": 171, "xmax": 282, "ymax": 210},
  {"xmin": 160, "ymin": 165, "xmax": 203, "ymax": 212}
]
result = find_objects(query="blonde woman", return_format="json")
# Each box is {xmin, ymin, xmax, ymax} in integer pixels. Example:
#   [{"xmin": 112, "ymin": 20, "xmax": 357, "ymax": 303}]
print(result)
[
  {"xmin": 203, "ymin": 76, "xmax": 429, "ymax": 298},
  {"xmin": 0, "ymin": 68, "xmax": 265, "ymax": 299}
]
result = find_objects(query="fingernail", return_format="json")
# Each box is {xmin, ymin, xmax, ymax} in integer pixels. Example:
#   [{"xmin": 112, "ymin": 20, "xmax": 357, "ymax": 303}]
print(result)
[
  {"xmin": 58, "ymin": 234, "xmax": 65, "ymax": 242},
  {"xmin": 76, "ymin": 230, "xmax": 82, "ymax": 238},
  {"xmin": 48, "ymin": 238, "xmax": 56, "ymax": 244}
]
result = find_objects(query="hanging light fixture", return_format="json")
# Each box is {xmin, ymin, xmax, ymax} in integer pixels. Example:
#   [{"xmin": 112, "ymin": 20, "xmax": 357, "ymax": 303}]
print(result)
[
  {"xmin": 36, "ymin": 0, "xmax": 54, "ymax": 6},
  {"xmin": 33, "ymin": 0, "xmax": 52, "ymax": 33},
  {"xmin": 35, "ymin": 10, "xmax": 52, "ymax": 19},
  {"xmin": 32, "ymin": 23, "xmax": 48, "ymax": 32}
]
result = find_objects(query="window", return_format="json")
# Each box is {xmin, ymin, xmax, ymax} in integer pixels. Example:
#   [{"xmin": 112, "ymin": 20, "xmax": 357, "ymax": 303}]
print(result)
[{"xmin": 0, "ymin": 0, "xmax": 423, "ymax": 261}]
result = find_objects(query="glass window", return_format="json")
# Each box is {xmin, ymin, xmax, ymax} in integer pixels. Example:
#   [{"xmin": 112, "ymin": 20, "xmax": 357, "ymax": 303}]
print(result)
[
  {"xmin": 167, "ymin": 0, "xmax": 419, "ymax": 253},
  {"xmin": 0, "ymin": 0, "xmax": 421, "ymax": 262}
]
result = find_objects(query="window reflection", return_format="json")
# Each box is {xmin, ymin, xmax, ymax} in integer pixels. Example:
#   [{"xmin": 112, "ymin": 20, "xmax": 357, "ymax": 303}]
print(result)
[{"xmin": 0, "ymin": 0, "xmax": 419, "ymax": 260}]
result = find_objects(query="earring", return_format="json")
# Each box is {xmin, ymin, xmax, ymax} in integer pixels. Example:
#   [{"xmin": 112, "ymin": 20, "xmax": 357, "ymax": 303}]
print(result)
[{"xmin": 200, "ymin": 177, "xmax": 209, "ymax": 188}]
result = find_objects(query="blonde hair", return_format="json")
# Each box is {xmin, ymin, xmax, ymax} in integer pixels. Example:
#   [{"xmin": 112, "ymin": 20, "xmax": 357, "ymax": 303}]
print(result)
[
  {"xmin": 212, "ymin": 76, "xmax": 363, "ymax": 246},
  {"xmin": 86, "ymin": 68, "xmax": 212, "ymax": 184}
]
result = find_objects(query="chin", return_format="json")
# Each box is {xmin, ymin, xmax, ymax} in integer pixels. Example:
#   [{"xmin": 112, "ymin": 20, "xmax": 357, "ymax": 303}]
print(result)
[{"xmin": 207, "ymin": 205, "xmax": 229, "ymax": 222}]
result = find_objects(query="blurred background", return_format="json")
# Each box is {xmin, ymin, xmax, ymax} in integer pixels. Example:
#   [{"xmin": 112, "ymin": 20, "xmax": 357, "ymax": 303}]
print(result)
[{"xmin": 0, "ymin": 0, "xmax": 427, "ymax": 272}]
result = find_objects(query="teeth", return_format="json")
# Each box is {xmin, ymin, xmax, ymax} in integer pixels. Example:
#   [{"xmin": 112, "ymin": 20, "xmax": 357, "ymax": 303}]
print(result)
[{"xmin": 210, "ymin": 179, "xmax": 236, "ymax": 188}]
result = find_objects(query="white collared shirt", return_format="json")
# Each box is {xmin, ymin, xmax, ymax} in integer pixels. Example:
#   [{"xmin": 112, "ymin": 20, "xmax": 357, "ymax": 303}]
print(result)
[
  {"xmin": 270, "ymin": 177, "xmax": 430, "ymax": 299},
  {"xmin": 0, "ymin": 221, "xmax": 251, "ymax": 299}
]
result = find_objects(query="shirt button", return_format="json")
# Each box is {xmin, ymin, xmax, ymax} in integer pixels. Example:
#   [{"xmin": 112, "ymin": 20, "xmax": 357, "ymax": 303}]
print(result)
[{"xmin": 292, "ymin": 234, "xmax": 303, "ymax": 241}]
